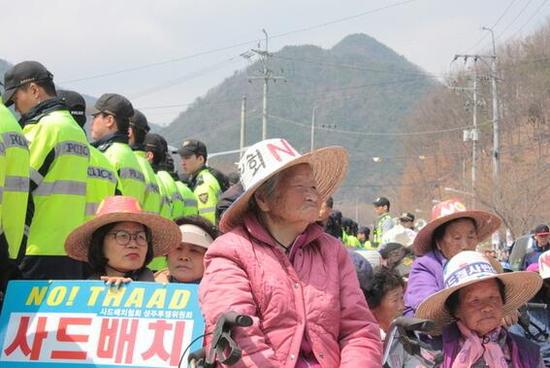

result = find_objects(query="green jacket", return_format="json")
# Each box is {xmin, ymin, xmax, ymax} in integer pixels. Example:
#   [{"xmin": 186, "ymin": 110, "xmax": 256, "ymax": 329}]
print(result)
[
  {"xmin": 24, "ymin": 109, "xmax": 89, "ymax": 256},
  {"xmin": 0, "ymin": 102, "xmax": 29, "ymax": 259},
  {"xmin": 134, "ymin": 150, "xmax": 161, "ymax": 214},
  {"xmin": 103, "ymin": 142, "xmax": 146, "ymax": 205},
  {"xmin": 192, "ymin": 168, "xmax": 221, "ymax": 224},
  {"xmin": 85, "ymin": 146, "xmax": 118, "ymax": 220}
]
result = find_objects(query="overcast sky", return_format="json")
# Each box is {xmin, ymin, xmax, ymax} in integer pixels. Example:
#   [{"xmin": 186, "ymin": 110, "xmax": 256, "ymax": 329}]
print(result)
[{"xmin": 2, "ymin": 0, "xmax": 549, "ymax": 125}]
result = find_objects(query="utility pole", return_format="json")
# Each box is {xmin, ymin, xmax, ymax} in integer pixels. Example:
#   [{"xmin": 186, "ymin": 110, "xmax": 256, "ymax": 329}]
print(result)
[
  {"xmin": 472, "ymin": 64, "xmax": 478, "ymax": 208},
  {"xmin": 310, "ymin": 106, "xmax": 317, "ymax": 151},
  {"xmin": 454, "ymin": 54, "xmax": 481, "ymax": 208},
  {"xmin": 482, "ymin": 26, "xmax": 500, "ymax": 188},
  {"xmin": 240, "ymin": 96, "xmax": 247, "ymax": 158},
  {"xmin": 248, "ymin": 29, "xmax": 285, "ymax": 140}
]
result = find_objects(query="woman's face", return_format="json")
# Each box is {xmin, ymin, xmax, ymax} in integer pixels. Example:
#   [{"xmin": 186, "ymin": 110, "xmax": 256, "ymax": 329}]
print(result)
[
  {"xmin": 259, "ymin": 164, "xmax": 321, "ymax": 226},
  {"xmin": 103, "ymin": 221, "xmax": 149, "ymax": 274},
  {"xmin": 455, "ymin": 279, "xmax": 504, "ymax": 336},
  {"xmin": 167, "ymin": 242, "xmax": 207, "ymax": 282},
  {"xmin": 372, "ymin": 286, "xmax": 405, "ymax": 332},
  {"xmin": 437, "ymin": 218, "xmax": 478, "ymax": 259}
]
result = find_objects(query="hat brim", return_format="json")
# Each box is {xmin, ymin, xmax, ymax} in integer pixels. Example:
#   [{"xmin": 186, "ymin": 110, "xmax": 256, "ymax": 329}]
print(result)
[
  {"xmin": 415, "ymin": 271, "xmax": 542, "ymax": 334},
  {"xmin": 88, "ymin": 105, "xmax": 102, "ymax": 115},
  {"xmin": 412, "ymin": 210, "xmax": 501, "ymax": 256},
  {"xmin": 2, "ymin": 87, "xmax": 16, "ymax": 107},
  {"xmin": 65, "ymin": 212, "xmax": 181, "ymax": 262},
  {"xmin": 219, "ymin": 146, "xmax": 348, "ymax": 233}
]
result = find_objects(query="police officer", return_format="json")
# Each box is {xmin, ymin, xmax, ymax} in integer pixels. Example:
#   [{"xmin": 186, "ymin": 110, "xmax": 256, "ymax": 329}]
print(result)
[
  {"xmin": 90, "ymin": 93, "xmax": 146, "ymax": 205},
  {"xmin": 372, "ymin": 196, "xmax": 393, "ymax": 248},
  {"xmin": 143, "ymin": 133, "xmax": 197, "ymax": 271},
  {"xmin": 57, "ymin": 90, "xmax": 119, "ymax": 221},
  {"xmin": 129, "ymin": 110, "xmax": 161, "ymax": 214},
  {"xmin": 3, "ymin": 61, "xmax": 89, "ymax": 279},
  {"xmin": 0, "ymin": 87, "xmax": 29, "ymax": 290},
  {"xmin": 144, "ymin": 133, "xmax": 194, "ymax": 219},
  {"xmin": 179, "ymin": 139, "xmax": 224, "ymax": 224}
]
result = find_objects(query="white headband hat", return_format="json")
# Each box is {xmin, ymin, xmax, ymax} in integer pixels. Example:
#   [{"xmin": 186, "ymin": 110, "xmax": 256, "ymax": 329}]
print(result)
[{"xmin": 179, "ymin": 224, "xmax": 213, "ymax": 249}]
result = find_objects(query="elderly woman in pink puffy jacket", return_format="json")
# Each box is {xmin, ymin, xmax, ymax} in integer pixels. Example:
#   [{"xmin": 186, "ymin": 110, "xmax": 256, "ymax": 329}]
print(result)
[{"xmin": 199, "ymin": 139, "xmax": 382, "ymax": 368}]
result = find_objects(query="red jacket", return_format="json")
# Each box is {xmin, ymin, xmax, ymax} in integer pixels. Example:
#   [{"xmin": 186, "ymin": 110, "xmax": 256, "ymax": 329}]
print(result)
[{"xmin": 199, "ymin": 214, "xmax": 382, "ymax": 367}]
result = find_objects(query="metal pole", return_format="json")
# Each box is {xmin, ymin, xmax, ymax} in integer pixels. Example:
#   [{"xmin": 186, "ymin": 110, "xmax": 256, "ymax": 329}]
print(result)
[
  {"xmin": 310, "ymin": 106, "xmax": 316, "ymax": 151},
  {"xmin": 472, "ymin": 62, "xmax": 478, "ymax": 208},
  {"xmin": 483, "ymin": 27, "xmax": 500, "ymax": 186},
  {"xmin": 262, "ymin": 79, "xmax": 268, "ymax": 140},
  {"xmin": 240, "ymin": 96, "xmax": 246, "ymax": 158},
  {"xmin": 261, "ymin": 29, "xmax": 268, "ymax": 140}
]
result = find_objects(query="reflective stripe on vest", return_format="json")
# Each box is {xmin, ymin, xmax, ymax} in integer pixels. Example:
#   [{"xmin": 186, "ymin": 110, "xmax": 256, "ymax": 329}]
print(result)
[
  {"xmin": 184, "ymin": 198, "xmax": 197, "ymax": 207},
  {"xmin": 54, "ymin": 141, "xmax": 89, "ymax": 159},
  {"xmin": 34, "ymin": 180, "xmax": 87, "ymax": 196},
  {"xmin": 88, "ymin": 165, "xmax": 117, "ymax": 184},
  {"xmin": 146, "ymin": 182, "xmax": 160, "ymax": 194},
  {"xmin": 29, "ymin": 168, "xmax": 44, "ymax": 187},
  {"xmin": 2, "ymin": 131, "xmax": 28, "ymax": 150},
  {"xmin": 85, "ymin": 203, "xmax": 99, "ymax": 217},
  {"xmin": 4, "ymin": 175, "xmax": 30, "ymax": 193},
  {"xmin": 119, "ymin": 167, "xmax": 146, "ymax": 183},
  {"xmin": 172, "ymin": 192, "xmax": 184, "ymax": 201},
  {"xmin": 199, "ymin": 207, "xmax": 216, "ymax": 214}
]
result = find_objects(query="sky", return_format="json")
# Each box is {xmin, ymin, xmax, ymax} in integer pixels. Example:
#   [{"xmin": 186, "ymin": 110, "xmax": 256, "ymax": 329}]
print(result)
[{"xmin": 2, "ymin": 0, "xmax": 549, "ymax": 126}]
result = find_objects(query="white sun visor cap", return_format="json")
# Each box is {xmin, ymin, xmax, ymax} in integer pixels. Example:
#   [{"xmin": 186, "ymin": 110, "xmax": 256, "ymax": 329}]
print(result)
[{"xmin": 179, "ymin": 224, "xmax": 214, "ymax": 249}]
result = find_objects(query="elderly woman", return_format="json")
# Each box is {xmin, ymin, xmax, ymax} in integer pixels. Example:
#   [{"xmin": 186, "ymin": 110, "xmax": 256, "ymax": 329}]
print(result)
[
  {"xmin": 417, "ymin": 251, "xmax": 543, "ymax": 367},
  {"xmin": 155, "ymin": 216, "xmax": 218, "ymax": 284},
  {"xmin": 199, "ymin": 139, "xmax": 382, "ymax": 367},
  {"xmin": 65, "ymin": 196, "xmax": 181, "ymax": 285},
  {"xmin": 404, "ymin": 199, "xmax": 501, "ymax": 316}
]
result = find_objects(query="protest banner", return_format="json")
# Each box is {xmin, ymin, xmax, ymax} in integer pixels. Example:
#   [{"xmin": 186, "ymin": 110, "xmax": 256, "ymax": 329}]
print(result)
[{"xmin": 0, "ymin": 280, "xmax": 204, "ymax": 367}]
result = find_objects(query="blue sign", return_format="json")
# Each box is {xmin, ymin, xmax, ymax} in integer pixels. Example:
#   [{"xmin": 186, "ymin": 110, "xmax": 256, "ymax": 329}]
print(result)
[{"xmin": 0, "ymin": 280, "xmax": 204, "ymax": 367}]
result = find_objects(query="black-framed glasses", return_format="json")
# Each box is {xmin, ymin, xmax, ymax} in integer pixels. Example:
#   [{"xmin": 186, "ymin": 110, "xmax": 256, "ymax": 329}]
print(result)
[{"xmin": 108, "ymin": 230, "xmax": 148, "ymax": 246}]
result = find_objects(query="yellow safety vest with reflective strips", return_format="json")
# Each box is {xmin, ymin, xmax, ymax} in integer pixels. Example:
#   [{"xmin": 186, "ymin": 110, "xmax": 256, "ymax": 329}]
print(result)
[
  {"xmin": 24, "ymin": 109, "xmax": 89, "ymax": 256},
  {"xmin": 134, "ymin": 150, "xmax": 161, "ymax": 215},
  {"xmin": 85, "ymin": 146, "xmax": 118, "ymax": 221},
  {"xmin": 0, "ymin": 102, "xmax": 30, "ymax": 259},
  {"xmin": 175, "ymin": 181, "xmax": 198, "ymax": 217},
  {"xmin": 193, "ymin": 168, "xmax": 221, "ymax": 225},
  {"xmin": 103, "ymin": 142, "xmax": 146, "ymax": 206},
  {"xmin": 157, "ymin": 170, "xmax": 185, "ymax": 220}
]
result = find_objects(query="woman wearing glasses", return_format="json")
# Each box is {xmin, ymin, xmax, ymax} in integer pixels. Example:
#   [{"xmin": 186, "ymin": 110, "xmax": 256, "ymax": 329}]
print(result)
[{"xmin": 65, "ymin": 196, "xmax": 181, "ymax": 285}]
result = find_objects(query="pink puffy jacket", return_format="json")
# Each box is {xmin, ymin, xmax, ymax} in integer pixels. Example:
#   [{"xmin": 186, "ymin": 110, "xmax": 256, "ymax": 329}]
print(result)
[{"xmin": 199, "ymin": 214, "xmax": 382, "ymax": 367}]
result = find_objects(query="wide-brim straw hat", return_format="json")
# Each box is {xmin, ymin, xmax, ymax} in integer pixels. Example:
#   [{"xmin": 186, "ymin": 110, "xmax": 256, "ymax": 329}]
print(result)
[
  {"xmin": 413, "ymin": 199, "xmax": 501, "ymax": 256},
  {"xmin": 416, "ymin": 251, "xmax": 542, "ymax": 334},
  {"xmin": 65, "ymin": 196, "xmax": 181, "ymax": 262},
  {"xmin": 219, "ymin": 138, "xmax": 348, "ymax": 233}
]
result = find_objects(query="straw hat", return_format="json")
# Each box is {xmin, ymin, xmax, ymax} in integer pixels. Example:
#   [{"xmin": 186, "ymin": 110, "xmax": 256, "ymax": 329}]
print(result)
[
  {"xmin": 65, "ymin": 196, "xmax": 181, "ymax": 262},
  {"xmin": 219, "ymin": 138, "xmax": 348, "ymax": 233},
  {"xmin": 416, "ymin": 251, "xmax": 542, "ymax": 332},
  {"xmin": 412, "ymin": 199, "xmax": 501, "ymax": 256}
]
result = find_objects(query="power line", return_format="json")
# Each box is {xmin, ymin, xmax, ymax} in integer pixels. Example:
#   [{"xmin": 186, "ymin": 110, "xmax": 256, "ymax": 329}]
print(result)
[
  {"xmin": 59, "ymin": 0, "xmax": 419, "ymax": 84},
  {"xmin": 128, "ymin": 56, "xmax": 240, "ymax": 100},
  {"xmin": 269, "ymin": 0, "xmax": 420, "ymax": 40},
  {"xmin": 494, "ymin": 0, "xmax": 537, "ymax": 42},
  {"xmin": 136, "ymin": 75, "xmax": 432, "ymax": 112},
  {"xmin": 268, "ymin": 113, "xmax": 493, "ymax": 137},
  {"xmin": 504, "ymin": 0, "xmax": 550, "ymax": 41},
  {"xmin": 270, "ymin": 54, "xmax": 441, "ymax": 79},
  {"xmin": 466, "ymin": 0, "xmax": 518, "ymax": 52}
]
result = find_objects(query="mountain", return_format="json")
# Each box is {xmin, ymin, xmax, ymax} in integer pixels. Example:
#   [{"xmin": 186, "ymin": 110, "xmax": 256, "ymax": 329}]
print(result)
[{"xmin": 161, "ymin": 34, "xmax": 437, "ymax": 216}]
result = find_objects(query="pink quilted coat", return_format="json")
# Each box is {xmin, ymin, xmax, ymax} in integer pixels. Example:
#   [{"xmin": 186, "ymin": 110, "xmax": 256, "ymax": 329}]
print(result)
[{"xmin": 199, "ymin": 214, "xmax": 382, "ymax": 367}]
